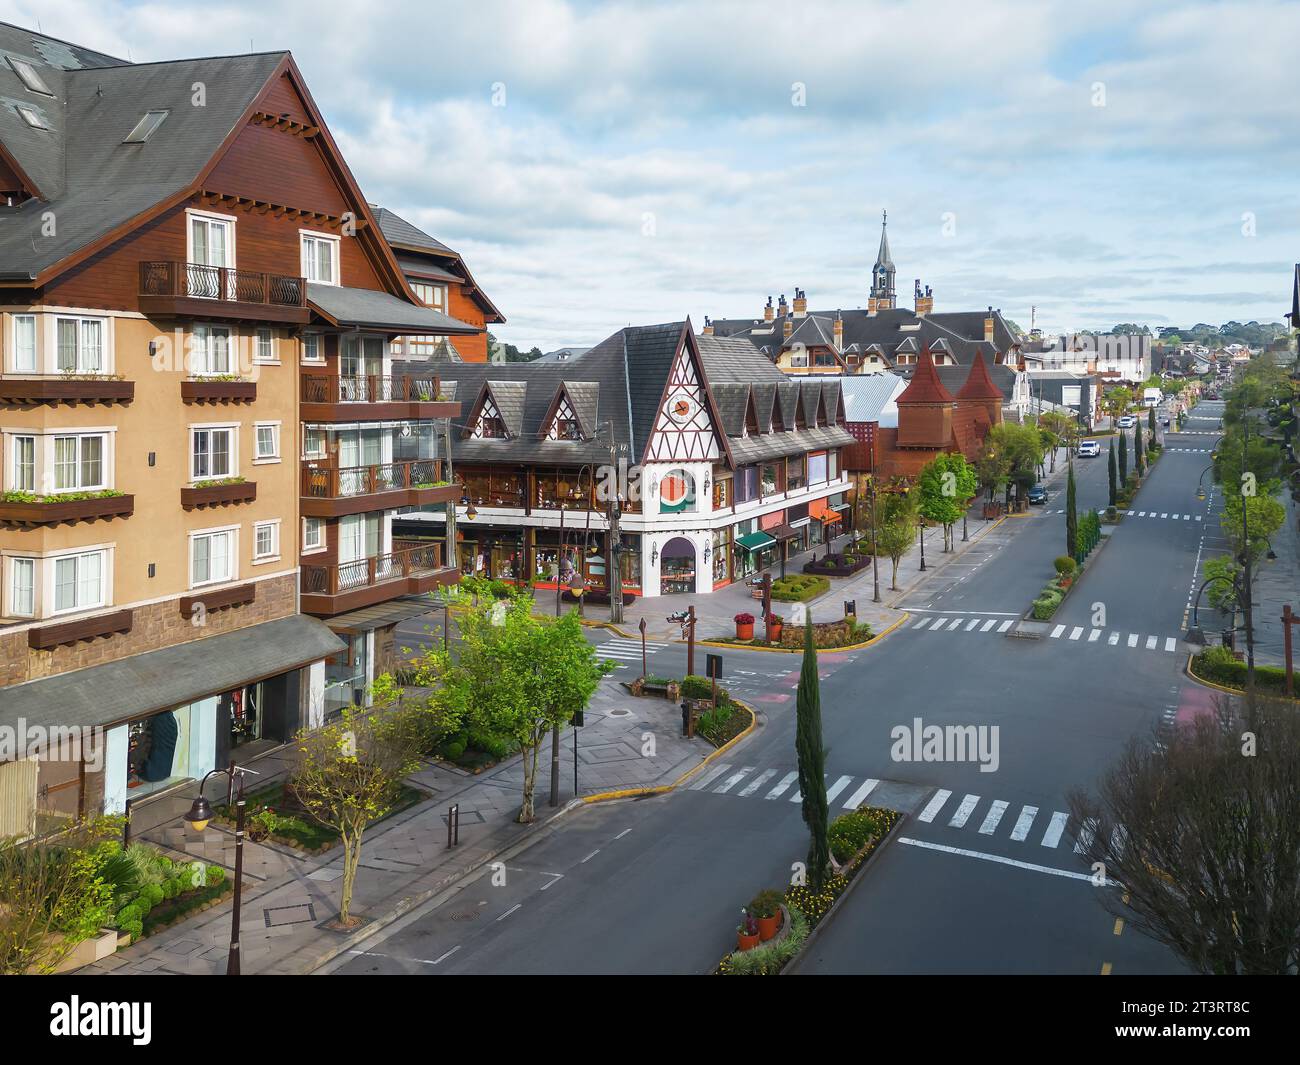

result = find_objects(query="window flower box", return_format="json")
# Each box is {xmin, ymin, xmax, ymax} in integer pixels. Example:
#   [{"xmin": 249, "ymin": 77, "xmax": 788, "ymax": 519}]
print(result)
[
  {"xmin": 181, "ymin": 479, "xmax": 257, "ymax": 510},
  {"xmin": 0, "ymin": 490, "xmax": 133, "ymax": 527}
]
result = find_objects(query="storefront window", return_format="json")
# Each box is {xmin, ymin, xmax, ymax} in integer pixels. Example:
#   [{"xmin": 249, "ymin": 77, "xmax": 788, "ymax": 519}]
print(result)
[
  {"xmin": 325, "ymin": 634, "xmax": 368, "ymax": 717},
  {"xmin": 712, "ymin": 527, "xmax": 732, "ymax": 583},
  {"xmin": 735, "ymin": 465, "xmax": 759, "ymax": 503},
  {"xmin": 712, "ymin": 475, "xmax": 732, "ymax": 510},
  {"xmin": 620, "ymin": 539, "xmax": 642, "ymax": 589},
  {"xmin": 787, "ymin": 455, "xmax": 806, "ymax": 491},
  {"xmin": 659, "ymin": 536, "xmax": 696, "ymax": 595},
  {"xmin": 809, "ymin": 451, "xmax": 828, "ymax": 483},
  {"xmin": 760, "ymin": 462, "xmax": 784, "ymax": 497}
]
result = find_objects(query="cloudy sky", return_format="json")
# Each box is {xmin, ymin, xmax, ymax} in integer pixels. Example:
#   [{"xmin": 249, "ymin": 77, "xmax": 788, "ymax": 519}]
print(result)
[{"xmin": 7, "ymin": 0, "xmax": 1300, "ymax": 347}]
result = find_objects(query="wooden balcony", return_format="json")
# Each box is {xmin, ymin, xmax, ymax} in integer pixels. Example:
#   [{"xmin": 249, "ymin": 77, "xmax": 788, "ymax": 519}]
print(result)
[
  {"xmin": 181, "ymin": 480, "xmax": 257, "ymax": 511},
  {"xmin": 300, "ymin": 374, "xmax": 460, "ymax": 422},
  {"xmin": 301, "ymin": 459, "xmax": 459, "ymax": 517},
  {"xmin": 300, "ymin": 543, "xmax": 458, "ymax": 615},
  {"xmin": 0, "ymin": 492, "xmax": 134, "ymax": 528},
  {"xmin": 0, "ymin": 375, "xmax": 134, "ymax": 407},
  {"xmin": 138, "ymin": 261, "xmax": 310, "ymax": 324},
  {"xmin": 28, "ymin": 608, "xmax": 133, "ymax": 650}
]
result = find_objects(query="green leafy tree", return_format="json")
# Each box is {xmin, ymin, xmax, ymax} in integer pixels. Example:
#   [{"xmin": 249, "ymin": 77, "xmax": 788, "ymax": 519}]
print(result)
[
  {"xmin": 976, "ymin": 437, "xmax": 1011, "ymax": 504},
  {"xmin": 1065, "ymin": 463, "xmax": 1078, "ymax": 558},
  {"xmin": 795, "ymin": 619, "xmax": 830, "ymax": 891},
  {"xmin": 987, "ymin": 423, "xmax": 1044, "ymax": 506},
  {"xmin": 1103, "ymin": 386, "xmax": 1133, "ymax": 422},
  {"xmin": 1202, "ymin": 555, "xmax": 1240, "ymax": 612},
  {"xmin": 1221, "ymin": 493, "xmax": 1286, "ymax": 566},
  {"xmin": 917, "ymin": 453, "xmax": 977, "ymax": 552},
  {"xmin": 1107, "ymin": 441, "xmax": 1117, "ymax": 507},
  {"xmin": 1148, "ymin": 407, "xmax": 1157, "ymax": 435},
  {"xmin": 877, "ymin": 487, "xmax": 917, "ymax": 589}
]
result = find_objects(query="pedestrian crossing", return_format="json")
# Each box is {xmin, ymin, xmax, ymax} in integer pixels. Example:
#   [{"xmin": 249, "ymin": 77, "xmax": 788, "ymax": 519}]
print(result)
[
  {"xmin": 1120, "ymin": 510, "xmax": 1202, "ymax": 522},
  {"xmin": 597, "ymin": 636, "xmax": 668, "ymax": 669},
  {"xmin": 1165, "ymin": 447, "xmax": 1214, "ymax": 453},
  {"xmin": 686, "ymin": 766, "xmax": 1107, "ymax": 858},
  {"xmin": 905, "ymin": 616, "xmax": 1016, "ymax": 634},
  {"xmin": 1047, "ymin": 624, "xmax": 1181, "ymax": 653}
]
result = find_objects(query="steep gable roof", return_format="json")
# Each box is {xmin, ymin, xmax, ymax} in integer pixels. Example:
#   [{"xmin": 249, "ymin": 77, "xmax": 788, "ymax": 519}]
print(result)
[
  {"xmin": 957, "ymin": 350, "xmax": 1003, "ymax": 401},
  {"xmin": 896, "ymin": 347, "xmax": 955, "ymax": 404}
]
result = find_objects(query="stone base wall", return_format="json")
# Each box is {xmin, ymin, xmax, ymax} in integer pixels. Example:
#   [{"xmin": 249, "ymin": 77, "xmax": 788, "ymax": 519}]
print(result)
[{"xmin": 0, "ymin": 574, "xmax": 297, "ymax": 688}]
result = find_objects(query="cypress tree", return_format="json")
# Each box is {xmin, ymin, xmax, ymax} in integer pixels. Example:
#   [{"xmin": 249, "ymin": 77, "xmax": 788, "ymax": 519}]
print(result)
[
  {"xmin": 795, "ymin": 618, "xmax": 830, "ymax": 891},
  {"xmin": 1107, "ymin": 440, "xmax": 1118, "ymax": 506},
  {"xmin": 1119, "ymin": 430, "xmax": 1129, "ymax": 485},
  {"xmin": 1148, "ymin": 407, "xmax": 1157, "ymax": 434},
  {"xmin": 1134, "ymin": 423, "xmax": 1145, "ymax": 476},
  {"xmin": 1066, "ymin": 461, "xmax": 1078, "ymax": 558}
]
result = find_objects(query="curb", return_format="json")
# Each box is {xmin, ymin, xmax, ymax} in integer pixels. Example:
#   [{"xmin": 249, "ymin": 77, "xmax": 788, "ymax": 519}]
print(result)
[
  {"xmin": 694, "ymin": 612, "xmax": 910, "ymax": 656},
  {"xmin": 582, "ymin": 697, "xmax": 759, "ymax": 802},
  {"xmin": 885, "ymin": 515, "xmax": 1009, "ymax": 604}
]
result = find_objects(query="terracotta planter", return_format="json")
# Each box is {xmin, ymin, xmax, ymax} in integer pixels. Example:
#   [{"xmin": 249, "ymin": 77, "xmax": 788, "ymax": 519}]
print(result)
[
  {"xmin": 768, "ymin": 622, "xmax": 783, "ymax": 642},
  {"xmin": 757, "ymin": 912, "xmax": 780, "ymax": 941},
  {"xmin": 736, "ymin": 622, "xmax": 754, "ymax": 640},
  {"xmin": 737, "ymin": 930, "xmax": 760, "ymax": 952}
]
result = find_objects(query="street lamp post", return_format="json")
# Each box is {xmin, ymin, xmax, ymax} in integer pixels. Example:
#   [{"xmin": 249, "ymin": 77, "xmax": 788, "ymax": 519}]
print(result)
[
  {"xmin": 184, "ymin": 761, "xmax": 253, "ymax": 975},
  {"xmin": 869, "ymin": 475, "xmax": 881, "ymax": 603},
  {"xmin": 918, "ymin": 518, "xmax": 926, "ymax": 571}
]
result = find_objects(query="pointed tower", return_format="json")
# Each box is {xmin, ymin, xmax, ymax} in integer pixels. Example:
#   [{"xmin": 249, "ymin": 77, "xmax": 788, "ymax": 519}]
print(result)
[
  {"xmin": 956, "ymin": 350, "xmax": 1004, "ymax": 429},
  {"xmin": 895, "ymin": 346, "xmax": 954, "ymax": 448},
  {"xmin": 870, "ymin": 210, "xmax": 896, "ymax": 310}
]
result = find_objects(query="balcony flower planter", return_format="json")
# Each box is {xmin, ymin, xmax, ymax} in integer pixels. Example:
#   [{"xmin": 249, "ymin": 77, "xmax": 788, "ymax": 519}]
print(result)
[
  {"xmin": 0, "ymin": 491, "xmax": 134, "ymax": 527},
  {"xmin": 735, "ymin": 613, "xmax": 755, "ymax": 640},
  {"xmin": 28, "ymin": 608, "xmax": 133, "ymax": 650},
  {"xmin": 181, "ymin": 378, "xmax": 257, "ymax": 404},
  {"xmin": 182, "ymin": 480, "xmax": 257, "ymax": 510},
  {"xmin": 0, "ymin": 376, "xmax": 134, "ymax": 406}
]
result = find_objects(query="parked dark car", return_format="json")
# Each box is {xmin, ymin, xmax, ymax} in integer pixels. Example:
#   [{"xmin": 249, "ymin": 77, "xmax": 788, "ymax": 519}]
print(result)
[{"xmin": 1027, "ymin": 484, "xmax": 1048, "ymax": 505}]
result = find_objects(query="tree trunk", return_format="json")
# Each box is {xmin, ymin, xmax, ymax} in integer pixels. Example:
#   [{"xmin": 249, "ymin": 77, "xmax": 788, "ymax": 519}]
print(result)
[
  {"xmin": 338, "ymin": 822, "xmax": 363, "ymax": 925},
  {"xmin": 518, "ymin": 741, "xmax": 540, "ymax": 823},
  {"xmin": 890, "ymin": 557, "xmax": 899, "ymax": 590}
]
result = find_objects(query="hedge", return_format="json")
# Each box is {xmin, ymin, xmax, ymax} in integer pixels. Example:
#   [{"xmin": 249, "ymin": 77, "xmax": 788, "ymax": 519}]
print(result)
[
  {"xmin": 1192, "ymin": 648, "xmax": 1294, "ymax": 697},
  {"xmin": 770, "ymin": 574, "xmax": 830, "ymax": 602}
]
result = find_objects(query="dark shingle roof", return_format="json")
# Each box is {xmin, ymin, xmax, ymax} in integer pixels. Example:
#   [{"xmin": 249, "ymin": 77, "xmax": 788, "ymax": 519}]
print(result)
[
  {"xmin": 373, "ymin": 205, "xmax": 455, "ymax": 256},
  {"xmin": 308, "ymin": 283, "xmax": 479, "ymax": 333}
]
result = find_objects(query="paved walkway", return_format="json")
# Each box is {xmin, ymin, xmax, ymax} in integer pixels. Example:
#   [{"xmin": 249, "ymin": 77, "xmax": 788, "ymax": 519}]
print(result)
[
  {"xmin": 85, "ymin": 679, "xmax": 711, "ymax": 975},
  {"xmin": 1249, "ymin": 484, "xmax": 1299, "ymax": 667}
]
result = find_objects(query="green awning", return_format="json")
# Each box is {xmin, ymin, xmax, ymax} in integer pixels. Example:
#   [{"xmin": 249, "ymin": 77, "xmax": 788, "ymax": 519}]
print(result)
[{"xmin": 735, "ymin": 531, "xmax": 776, "ymax": 552}]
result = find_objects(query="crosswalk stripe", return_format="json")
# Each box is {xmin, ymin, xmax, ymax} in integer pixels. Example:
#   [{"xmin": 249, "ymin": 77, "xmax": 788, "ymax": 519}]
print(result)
[
  {"xmin": 1050, "ymin": 624, "xmax": 1066, "ymax": 638},
  {"xmin": 765, "ymin": 771, "xmax": 798, "ymax": 800},
  {"xmin": 1108, "ymin": 631, "xmax": 1120, "ymax": 645},
  {"xmin": 1146, "ymin": 635, "xmax": 1157, "ymax": 650},
  {"xmin": 1138, "ymin": 511, "xmax": 1146, "ymax": 517},
  {"xmin": 1074, "ymin": 818, "xmax": 1097, "ymax": 854},
  {"xmin": 843, "ymin": 778, "xmax": 879, "ymax": 808},
  {"xmin": 1160, "ymin": 513, "xmax": 1167, "ymax": 519},
  {"xmin": 738, "ymin": 768, "xmax": 777, "ymax": 797},
  {"xmin": 1041, "ymin": 811, "xmax": 1068, "ymax": 848},
  {"xmin": 912, "ymin": 617, "xmax": 932, "ymax": 630},
  {"xmin": 825, "ymin": 775, "xmax": 853, "ymax": 803},
  {"xmin": 965, "ymin": 619, "xmax": 981, "ymax": 631},
  {"xmin": 981, "ymin": 619, "xmax": 997, "ymax": 632},
  {"xmin": 604, "ymin": 640, "xmax": 667, "ymax": 649},
  {"xmin": 1126, "ymin": 510, "xmax": 1135, "ymax": 516},
  {"xmin": 599, "ymin": 651, "xmax": 646, "ymax": 660},
  {"xmin": 689, "ymin": 763, "xmax": 732, "ymax": 791},
  {"xmin": 917, "ymin": 789, "xmax": 952, "ymax": 823},
  {"xmin": 1182, "ymin": 514, "xmax": 1190, "ymax": 520},
  {"xmin": 1164, "ymin": 637, "xmax": 1177, "ymax": 652},
  {"xmin": 978, "ymin": 799, "xmax": 1009, "ymax": 835},
  {"xmin": 948, "ymin": 793, "xmax": 980, "ymax": 828},
  {"xmin": 1111, "ymin": 825, "xmax": 1128, "ymax": 859},
  {"xmin": 1088, "ymin": 628, "xmax": 1101, "ymax": 642},
  {"xmin": 1195, "ymin": 515, "xmax": 1202, "ymax": 521},
  {"xmin": 789, "ymin": 787, "xmax": 803, "ymax": 803},
  {"xmin": 1009, "ymin": 805, "xmax": 1038, "ymax": 841},
  {"xmin": 997, "ymin": 619, "xmax": 1014, "ymax": 632},
  {"xmin": 1127, "ymin": 633, "xmax": 1139, "ymax": 648},
  {"xmin": 713, "ymin": 767, "xmax": 754, "ymax": 794},
  {"xmin": 1069, "ymin": 626, "xmax": 1083, "ymax": 640}
]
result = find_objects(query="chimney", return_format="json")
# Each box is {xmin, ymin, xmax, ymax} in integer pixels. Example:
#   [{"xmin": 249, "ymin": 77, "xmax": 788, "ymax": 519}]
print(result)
[
  {"xmin": 763, "ymin": 296, "xmax": 774, "ymax": 322},
  {"xmin": 867, "ymin": 296, "xmax": 878, "ymax": 316},
  {"xmin": 833, "ymin": 311, "xmax": 844, "ymax": 350},
  {"xmin": 778, "ymin": 293, "xmax": 789, "ymax": 318},
  {"xmin": 984, "ymin": 307, "xmax": 995, "ymax": 342},
  {"xmin": 793, "ymin": 287, "xmax": 807, "ymax": 317},
  {"xmin": 702, "ymin": 315, "xmax": 714, "ymax": 336},
  {"xmin": 915, "ymin": 281, "xmax": 933, "ymax": 316},
  {"xmin": 783, "ymin": 317, "xmax": 794, "ymax": 341}
]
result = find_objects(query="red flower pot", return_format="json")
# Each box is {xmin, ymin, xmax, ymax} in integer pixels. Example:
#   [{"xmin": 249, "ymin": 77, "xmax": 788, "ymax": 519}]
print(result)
[
  {"xmin": 736, "ymin": 622, "xmax": 754, "ymax": 640},
  {"xmin": 757, "ymin": 913, "xmax": 779, "ymax": 941},
  {"xmin": 737, "ymin": 930, "xmax": 760, "ymax": 952}
]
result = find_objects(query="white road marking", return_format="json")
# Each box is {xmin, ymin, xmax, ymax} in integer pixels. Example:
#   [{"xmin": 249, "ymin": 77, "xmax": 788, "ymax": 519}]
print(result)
[
  {"xmin": 1088, "ymin": 628, "xmax": 1101, "ymax": 642},
  {"xmin": 1009, "ymin": 805, "xmax": 1038, "ymax": 841},
  {"xmin": 1041, "ymin": 811, "xmax": 1069, "ymax": 848},
  {"xmin": 843, "ymin": 778, "xmax": 879, "ymax": 808},
  {"xmin": 917, "ymin": 788, "xmax": 952, "ymax": 823},
  {"xmin": 497, "ymin": 903, "xmax": 522, "ymax": 920},
  {"xmin": 1108, "ymin": 631, "xmax": 1120, "ymax": 645},
  {"xmin": 689, "ymin": 763, "xmax": 732, "ymax": 791},
  {"xmin": 979, "ymin": 799, "xmax": 1009, "ymax": 835},
  {"xmin": 1127, "ymin": 633, "xmax": 1139, "ymax": 648},
  {"xmin": 965, "ymin": 619, "xmax": 981, "ymax": 631},
  {"xmin": 1069, "ymin": 626, "xmax": 1084, "ymax": 641},
  {"xmin": 998, "ymin": 620, "xmax": 1014, "ymax": 632},
  {"xmin": 1164, "ymin": 637, "xmax": 1177, "ymax": 652},
  {"xmin": 433, "ymin": 946, "xmax": 462, "ymax": 964},
  {"xmin": 714, "ymin": 767, "xmax": 754, "ymax": 794},
  {"xmin": 1146, "ymin": 635, "xmax": 1158, "ymax": 650},
  {"xmin": 898, "ymin": 837, "xmax": 1110, "ymax": 884},
  {"xmin": 949, "ymin": 793, "xmax": 981, "ymax": 828},
  {"xmin": 1050, "ymin": 624, "xmax": 1066, "ymax": 638},
  {"xmin": 614, "ymin": 829, "xmax": 632, "ymax": 840},
  {"xmin": 765, "ymin": 771, "xmax": 798, "ymax": 799},
  {"xmin": 825, "ymin": 775, "xmax": 853, "ymax": 803},
  {"xmin": 1074, "ymin": 818, "xmax": 1097, "ymax": 854},
  {"xmin": 981, "ymin": 619, "xmax": 997, "ymax": 632},
  {"xmin": 738, "ymin": 768, "xmax": 777, "ymax": 797},
  {"xmin": 912, "ymin": 617, "xmax": 932, "ymax": 630}
]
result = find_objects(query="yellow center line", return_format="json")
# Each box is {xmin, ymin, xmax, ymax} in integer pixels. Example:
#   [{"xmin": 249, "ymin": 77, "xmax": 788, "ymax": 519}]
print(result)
[
  {"xmin": 1113, "ymin": 917, "xmax": 1125, "ymax": 936},
  {"xmin": 1101, "ymin": 962, "xmax": 1113, "ymax": 975}
]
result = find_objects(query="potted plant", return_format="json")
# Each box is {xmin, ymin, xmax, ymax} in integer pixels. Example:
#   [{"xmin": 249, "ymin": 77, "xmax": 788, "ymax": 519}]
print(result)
[
  {"xmin": 736, "ymin": 911, "xmax": 761, "ymax": 952},
  {"xmin": 749, "ymin": 889, "xmax": 784, "ymax": 941},
  {"xmin": 665, "ymin": 680, "xmax": 680, "ymax": 702},
  {"xmin": 734, "ymin": 612, "xmax": 755, "ymax": 640},
  {"xmin": 247, "ymin": 809, "xmax": 278, "ymax": 843},
  {"xmin": 765, "ymin": 613, "xmax": 783, "ymax": 642}
]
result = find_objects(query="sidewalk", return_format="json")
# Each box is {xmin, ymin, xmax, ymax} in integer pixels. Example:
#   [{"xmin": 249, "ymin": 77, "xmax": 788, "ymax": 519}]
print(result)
[
  {"xmin": 85, "ymin": 679, "xmax": 712, "ymax": 975},
  {"xmin": 569, "ymin": 445, "xmax": 1073, "ymax": 643}
]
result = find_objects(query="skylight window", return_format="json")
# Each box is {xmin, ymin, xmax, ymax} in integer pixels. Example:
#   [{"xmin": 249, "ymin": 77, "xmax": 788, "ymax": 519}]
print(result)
[
  {"xmin": 14, "ymin": 104, "xmax": 47, "ymax": 130},
  {"xmin": 7, "ymin": 56, "xmax": 52, "ymax": 96},
  {"xmin": 123, "ymin": 109, "xmax": 169, "ymax": 144}
]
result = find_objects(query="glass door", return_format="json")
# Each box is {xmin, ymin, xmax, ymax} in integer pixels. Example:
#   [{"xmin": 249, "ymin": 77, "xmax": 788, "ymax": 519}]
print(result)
[{"xmin": 189, "ymin": 215, "xmax": 232, "ymax": 298}]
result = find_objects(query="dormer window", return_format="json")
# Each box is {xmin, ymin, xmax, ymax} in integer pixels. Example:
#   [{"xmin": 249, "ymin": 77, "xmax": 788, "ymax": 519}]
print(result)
[
  {"xmin": 15, "ymin": 103, "xmax": 47, "ymax": 130},
  {"xmin": 548, "ymin": 394, "xmax": 582, "ymax": 440},
  {"xmin": 7, "ymin": 56, "xmax": 52, "ymax": 96},
  {"xmin": 124, "ymin": 109, "xmax": 169, "ymax": 143},
  {"xmin": 472, "ymin": 394, "xmax": 507, "ymax": 439}
]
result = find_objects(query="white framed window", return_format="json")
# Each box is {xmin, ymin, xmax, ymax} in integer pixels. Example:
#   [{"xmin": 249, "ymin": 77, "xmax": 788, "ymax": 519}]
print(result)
[
  {"xmin": 300, "ymin": 231, "xmax": 340, "ymax": 285},
  {"xmin": 55, "ymin": 316, "xmax": 104, "ymax": 373},
  {"xmin": 253, "ymin": 422, "xmax": 281, "ymax": 463},
  {"xmin": 409, "ymin": 281, "xmax": 448, "ymax": 314},
  {"xmin": 11, "ymin": 314, "xmax": 36, "ymax": 372},
  {"xmin": 52, "ymin": 433, "xmax": 106, "ymax": 492},
  {"xmin": 10, "ymin": 435, "xmax": 34, "ymax": 492},
  {"xmin": 301, "ymin": 334, "xmax": 323, "ymax": 363},
  {"xmin": 303, "ymin": 517, "xmax": 324, "ymax": 553},
  {"xmin": 253, "ymin": 520, "xmax": 280, "ymax": 563},
  {"xmin": 187, "ymin": 210, "xmax": 236, "ymax": 297},
  {"xmin": 303, "ymin": 426, "xmax": 326, "ymax": 458},
  {"xmin": 53, "ymin": 549, "xmax": 106, "ymax": 615},
  {"xmin": 9, "ymin": 557, "xmax": 35, "ymax": 617},
  {"xmin": 254, "ymin": 328, "xmax": 276, "ymax": 364},
  {"xmin": 189, "ymin": 324, "xmax": 233, "ymax": 376},
  {"xmin": 190, "ymin": 425, "xmax": 236, "ymax": 481},
  {"xmin": 190, "ymin": 527, "xmax": 237, "ymax": 588}
]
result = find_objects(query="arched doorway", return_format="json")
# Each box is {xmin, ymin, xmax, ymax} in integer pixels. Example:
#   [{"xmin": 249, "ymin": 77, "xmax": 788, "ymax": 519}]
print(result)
[{"xmin": 659, "ymin": 536, "xmax": 696, "ymax": 595}]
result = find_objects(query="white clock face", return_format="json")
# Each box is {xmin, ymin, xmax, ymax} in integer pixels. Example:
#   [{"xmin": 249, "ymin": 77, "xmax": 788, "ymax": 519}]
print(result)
[{"xmin": 668, "ymin": 393, "xmax": 694, "ymax": 422}]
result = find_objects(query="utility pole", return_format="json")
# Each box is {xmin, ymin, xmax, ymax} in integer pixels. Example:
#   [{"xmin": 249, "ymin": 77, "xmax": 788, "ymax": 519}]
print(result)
[
  {"xmin": 1283, "ymin": 604, "xmax": 1296, "ymax": 697},
  {"xmin": 686, "ymin": 605, "xmax": 696, "ymax": 677},
  {"xmin": 1240, "ymin": 411, "xmax": 1256, "ymax": 706}
]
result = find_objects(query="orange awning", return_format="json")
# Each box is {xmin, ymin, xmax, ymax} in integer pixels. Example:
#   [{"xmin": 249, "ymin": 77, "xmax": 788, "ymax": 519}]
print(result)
[{"xmin": 821, "ymin": 510, "xmax": 843, "ymax": 524}]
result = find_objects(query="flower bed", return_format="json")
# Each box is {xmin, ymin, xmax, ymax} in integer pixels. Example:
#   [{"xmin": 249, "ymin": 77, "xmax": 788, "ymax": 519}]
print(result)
[
  {"xmin": 1029, "ymin": 514, "xmax": 1101, "ymax": 620},
  {"xmin": 214, "ymin": 780, "xmax": 428, "ymax": 852},
  {"xmin": 679, "ymin": 676, "xmax": 749, "ymax": 746},
  {"xmin": 770, "ymin": 574, "xmax": 830, "ymax": 601},
  {"xmin": 96, "ymin": 842, "xmax": 231, "ymax": 945},
  {"xmin": 802, "ymin": 553, "xmax": 871, "ymax": 578},
  {"xmin": 709, "ymin": 617, "xmax": 874, "ymax": 650}
]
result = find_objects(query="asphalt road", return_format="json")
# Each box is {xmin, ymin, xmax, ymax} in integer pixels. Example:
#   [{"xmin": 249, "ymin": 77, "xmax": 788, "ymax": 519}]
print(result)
[{"xmin": 331, "ymin": 402, "xmax": 1225, "ymax": 975}]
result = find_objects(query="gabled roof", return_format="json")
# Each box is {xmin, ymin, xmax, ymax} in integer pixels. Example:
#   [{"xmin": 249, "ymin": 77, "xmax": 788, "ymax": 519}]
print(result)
[
  {"xmin": 538, "ymin": 381, "xmax": 598, "ymax": 440},
  {"xmin": 464, "ymin": 380, "xmax": 527, "ymax": 439},
  {"xmin": 957, "ymin": 350, "xmax": 1003, "ymax": 402},
  {"xmin": 896, "ymin": 348, "xmax": 955, "ymax": 404},
  {"xmin": 841, "ymin": 373, "xmax": 906, "ymax": 426},
  {"xmin": 777, "ymin": 381, "xmax": 800, "ymax": 429},
  {"xmin": 801, "ymin": 380, "xmax": 823, "ymax": 427},
  {"xmin": 711, "ymin": 382, "xmax": 750, "ymax": 436},
  {"xmin": 751, "ymin": 381, "xmax": 778, "ymax": 431}
]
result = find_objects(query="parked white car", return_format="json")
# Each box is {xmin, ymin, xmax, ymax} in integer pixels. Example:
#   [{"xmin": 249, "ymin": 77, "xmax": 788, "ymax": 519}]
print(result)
[{"xmin": 1077, "ymin": 440, "xmax": 1100, "ymax": 457}]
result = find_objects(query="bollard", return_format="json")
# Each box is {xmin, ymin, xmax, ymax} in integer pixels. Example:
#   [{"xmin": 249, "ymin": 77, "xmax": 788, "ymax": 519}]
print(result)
[{"xmin": 446, "ymin": 803, "xmax": 459, "ymax": 848}]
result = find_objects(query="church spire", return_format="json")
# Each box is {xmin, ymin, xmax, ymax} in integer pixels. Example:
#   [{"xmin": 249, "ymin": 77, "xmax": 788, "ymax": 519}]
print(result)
[{"xmin": 870, "ymin": 209, "xmax": 896, "ymax": 309}]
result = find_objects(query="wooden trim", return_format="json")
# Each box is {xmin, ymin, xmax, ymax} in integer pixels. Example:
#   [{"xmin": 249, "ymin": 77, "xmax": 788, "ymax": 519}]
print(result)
[
  {"xmin": 178, "ymin": 582, "xmax": 256, "ymax": 616},
  {"xmin": 0, "ymin": 494, "xmax": 134, "ymax": 528},
  {"xmin": 181, "ymin": 379, "xmax": 258, "ymax": 404},
  {"xmin": 0, "ymin": 377, "xmax": 134, "ymax": 406},
  {"xmin": 181, "ymin": 481, "xmax": 258, "ymax": 511},
  {"xmin": 28, "ymin": 608, "xmax": 133, "ymax": 650}
]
